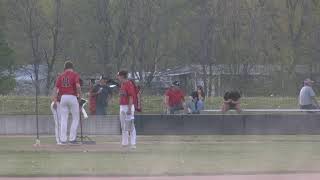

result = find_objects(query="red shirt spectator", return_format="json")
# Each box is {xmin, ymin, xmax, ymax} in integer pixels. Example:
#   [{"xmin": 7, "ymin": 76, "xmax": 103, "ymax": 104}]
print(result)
[
  {"xmin": 119, "ymin": 80, "xmax": 135, "ymax": 105},
  {"xmin": 165, "ymin": 87, "xmax": 185, "ymax": 106},
  {"xmin": 88, "ymin": 79, "xmax": 97, "ymax": 115},
  {"xmin": 56, "ymin": 70, "xmax": 80, "ymax": 96}
]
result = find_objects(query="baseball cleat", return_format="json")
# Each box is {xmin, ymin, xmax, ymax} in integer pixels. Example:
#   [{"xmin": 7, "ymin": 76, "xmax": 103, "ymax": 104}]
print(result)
[
  {"xmin": 69, "ymin": 140, "xmax": 79, "ymax": 145},
  {"xmin": 59, "ymin": 142, "xmax": 68, "ymax": 145},
  {"xmin": 33, "ymin": 139, "xmax": 41, "ymax": 147},
  {"xmin": 121, "ymin": 144, "xmax": 129, "ymax": 148}
]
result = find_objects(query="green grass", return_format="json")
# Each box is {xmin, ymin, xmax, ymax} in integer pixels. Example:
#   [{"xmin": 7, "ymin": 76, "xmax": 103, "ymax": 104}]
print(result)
[
  {"xmin": 0, "ymin": 95, "xmax": 303, "ymax": 115},
  {"xmin": 1, "ymin": 135, "xmax": 320, "ymax": 176}
]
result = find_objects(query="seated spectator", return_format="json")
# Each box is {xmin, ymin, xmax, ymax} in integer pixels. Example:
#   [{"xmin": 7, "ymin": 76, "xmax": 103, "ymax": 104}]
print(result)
[
  {"xmin": 299, "ymin": 78, "xmax": 319, "ymax": 110},
  {"xmin": 164, "ymin": 81, "xmax": 187, "ymax": 114},
  {"xmin": 187, "ymin": 86, "xmax": 205, "ymax": 114},
  {"xmin": 196, "ymin": 85, "xmax": 205, "ymax": 110},
  {"xmin": 221, "ymin": 91, "xmax": 241, "ymax": 113}
]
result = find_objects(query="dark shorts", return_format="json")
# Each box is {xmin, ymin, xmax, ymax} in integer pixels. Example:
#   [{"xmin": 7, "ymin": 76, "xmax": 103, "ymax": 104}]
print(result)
[
  {"xmin": 228, "ymin": 103, "xmax": 237, "ymax": 109},
  {"xmin": 300, "ymin": 104, "xmax": 317, "ymax": 110},
  {"xmin": 169, "ymin": 104, "xmax": 184, "ymax": 114},
  {"xmin": 96, "ymin": 106, "xmax": 106, "ymax": 115},
  {"xmin": 300, "ymin": 104, "xmax": 319, "ymax": 113},
  {"xmin": 300, "ymin": 104, "xmax": 318, "ymax": 110}
]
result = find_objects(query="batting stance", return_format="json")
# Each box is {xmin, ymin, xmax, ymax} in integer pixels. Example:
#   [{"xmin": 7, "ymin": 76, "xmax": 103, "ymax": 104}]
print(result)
[
  {"xmin": 117, "ymin": 70, "xmax": 136, "ymax": 148},
  {"xmin": 53, "ymin": 61, "xmax": 81, "ymax": 144}
]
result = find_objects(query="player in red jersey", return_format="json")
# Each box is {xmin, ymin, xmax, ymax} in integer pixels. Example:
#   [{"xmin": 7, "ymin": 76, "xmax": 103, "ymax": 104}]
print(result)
[
  {"xmin": 53, "ymin": 61, "xmax": 81, "ymax": 144},
  {"xmin": 117, "ymin": 70, "xmax": 137, "ymax": 149}
]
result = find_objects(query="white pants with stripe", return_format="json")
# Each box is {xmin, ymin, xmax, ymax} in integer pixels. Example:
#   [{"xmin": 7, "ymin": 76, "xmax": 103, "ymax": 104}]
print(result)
[
  {"xmin": 60, "ymin": 95, "xmax": 80, "ymax": 142},
  {"xmin": 50, "ymin": 102, "xmax": 61, "ymax": 144},
  {"xmin": 119, "ymin": 105, "xmax": 136, "ymax": 146}
]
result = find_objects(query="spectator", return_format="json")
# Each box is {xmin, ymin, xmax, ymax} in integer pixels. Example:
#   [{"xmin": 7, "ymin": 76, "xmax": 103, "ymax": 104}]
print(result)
[
  {"xmin": 196, "ymin": 85, "xmax": 205, "ymax": 111},
  {"xmin": 164, "ymin": 81, "xmax": 187, "ymax": 114},
  {"xmin": 299, "ymin": 78, "xmax": 319, "ymax": 110},
  {"xmin": 88, "ymin": 79, "xmax": 96, "ymax": 115},
  {"xmin": 187, "ymin": 86, "xmax": 205, "ymax": 114},
  {"xmin": 197, "ymin": 86, "xmax": 205, "ymax": 101},
  {"xmin": 221, "ymin": 90, "xmax": 241, "ymax": 113},
  {"xmin": 92, "ymin": 76, "xmax": 111, "ymax": 115}
]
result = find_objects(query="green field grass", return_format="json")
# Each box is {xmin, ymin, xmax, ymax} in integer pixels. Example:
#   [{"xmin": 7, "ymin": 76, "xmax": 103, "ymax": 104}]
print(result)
[
  {"xmin": 0, "ymin": 96, "xmax": 302, "ymax": 115},
  {"xmin": 1, "ymin": 135, "xmax": 320, "ymax": 176}
]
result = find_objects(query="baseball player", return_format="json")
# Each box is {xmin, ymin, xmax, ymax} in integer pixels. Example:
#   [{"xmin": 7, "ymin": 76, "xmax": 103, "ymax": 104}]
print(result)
[
  {"xmin": 53, "ymin": 61, "xmax": 81, "ymax": 144},
  {"xmin": 117, "ymin": 70, "xmax": 136, "ymax": 149},
  {"xmin": 51, "ymin": 95, "xmax": 88, "ymax": 145}
]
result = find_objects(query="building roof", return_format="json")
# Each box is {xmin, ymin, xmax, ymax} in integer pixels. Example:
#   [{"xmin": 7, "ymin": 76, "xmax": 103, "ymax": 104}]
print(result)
[{"xmin": 157, "ymin": 64, "xmax": 314, "ymax": 77}]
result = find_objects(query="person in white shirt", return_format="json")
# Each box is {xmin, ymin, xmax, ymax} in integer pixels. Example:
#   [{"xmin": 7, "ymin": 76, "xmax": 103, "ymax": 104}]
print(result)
[{"xmin": 299, "ymin": 78, "xmax": 319, "ymax": 110}]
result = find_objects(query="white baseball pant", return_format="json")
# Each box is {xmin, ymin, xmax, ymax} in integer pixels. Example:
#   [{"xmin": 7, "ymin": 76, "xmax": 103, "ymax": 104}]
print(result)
[
  {"xmin": 119, "ymin": 105, "xmax": 136, "ymax": 146},
  {"xmin": 60, "ymin": 95, "xmax": 80, "ymax": 142},
  {"xmin": 50, "ymin": 102, "xmax": 61, "ymax": 144}
]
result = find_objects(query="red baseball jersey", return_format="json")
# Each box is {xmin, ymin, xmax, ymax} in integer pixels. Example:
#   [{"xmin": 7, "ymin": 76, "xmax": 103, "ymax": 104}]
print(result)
[
  {"xmin": 55, "ymin": 70, "xmax": 80, "ymax": 96},
  {"xmin": 165, "ymin": 88, "xmax": 185, "ymax": 106},
  {"xmin": 119, "ymin": 80, "xmax": 136, "ymax": 105}
]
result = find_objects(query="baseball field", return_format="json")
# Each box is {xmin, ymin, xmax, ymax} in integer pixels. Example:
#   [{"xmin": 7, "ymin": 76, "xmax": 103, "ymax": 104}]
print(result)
[{"xmin": 1, "ymin": 135, "xmax": 320, "ymax": 179}]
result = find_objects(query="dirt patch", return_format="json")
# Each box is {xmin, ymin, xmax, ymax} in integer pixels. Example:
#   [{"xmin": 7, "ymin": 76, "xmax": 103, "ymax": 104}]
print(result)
[
  {"xmin": 1, "ymin": 174, "xmax": 320, "ymax": 180},
  {"xmin": 31, "ymin": 143, "xmax": 131, "ymax": 152}
]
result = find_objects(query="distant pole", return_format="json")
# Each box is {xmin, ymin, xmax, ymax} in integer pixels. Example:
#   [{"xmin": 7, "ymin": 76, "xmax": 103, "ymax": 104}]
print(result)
[
  {"xmin": 36, "ymin": 81, "xmax": 39, "ymax": 140},
  {"xmin": 34, "ymin": 77, "xmax": 40, "ymax": 146}
]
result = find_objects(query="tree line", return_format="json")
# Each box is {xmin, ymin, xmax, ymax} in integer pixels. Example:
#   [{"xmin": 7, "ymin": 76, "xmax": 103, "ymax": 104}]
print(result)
[{"xmin": 1, "ymin": 0, "xmax": 320, "ymax": 96}]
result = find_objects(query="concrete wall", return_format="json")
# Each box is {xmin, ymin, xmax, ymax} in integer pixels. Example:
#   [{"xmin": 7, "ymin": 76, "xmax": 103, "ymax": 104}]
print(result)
[
  {"xmin": 0, "ymin": 115, "xmax": 120, "ymax": 135},
  {"xmin": 0, "ymin": 114, "xmax": 320, "ymax": 135},
  {"xmin": 135, "ymin": 114, "xmax": 320, "ymax": 135}
]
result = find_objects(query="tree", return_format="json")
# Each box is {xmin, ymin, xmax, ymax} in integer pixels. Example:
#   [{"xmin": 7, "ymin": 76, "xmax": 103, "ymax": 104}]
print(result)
[
  {"xmin": 0, "ymin": 0, "xmax": 15, "ymax": 95},
  {"xmin": 95, "ymin": 0, "xmax": 114, "ymax": 73},
  {"xmin": 4, "ymin": 0, "xmax": 320, "ymax": 96},
  {"xmin": 0, "ymin": 31, "xmax": 15, "ymax": 95},
  {"xmin": 5, "ymin": 0, "xmax": 64, "ymax": 95},
  {"xmin": 7, "ymin": 0, "xmax": 44, "ymax": 95},
  {"xmin": 266, "ymin": 0, "xmax": 314, "ymax": 95},
  {"xmin": 43, "ymin": 0, "xmax": 62, "ymax": 95}
]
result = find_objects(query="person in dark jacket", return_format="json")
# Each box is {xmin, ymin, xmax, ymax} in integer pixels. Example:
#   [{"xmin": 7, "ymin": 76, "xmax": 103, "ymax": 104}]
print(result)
[
  {"xmin": 92, "ymin": 76, "xmax": 111, "ymax": 115},
  {"xmin": 222, "ymin": 91, "xmax": 241, "ymax": 113}
]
